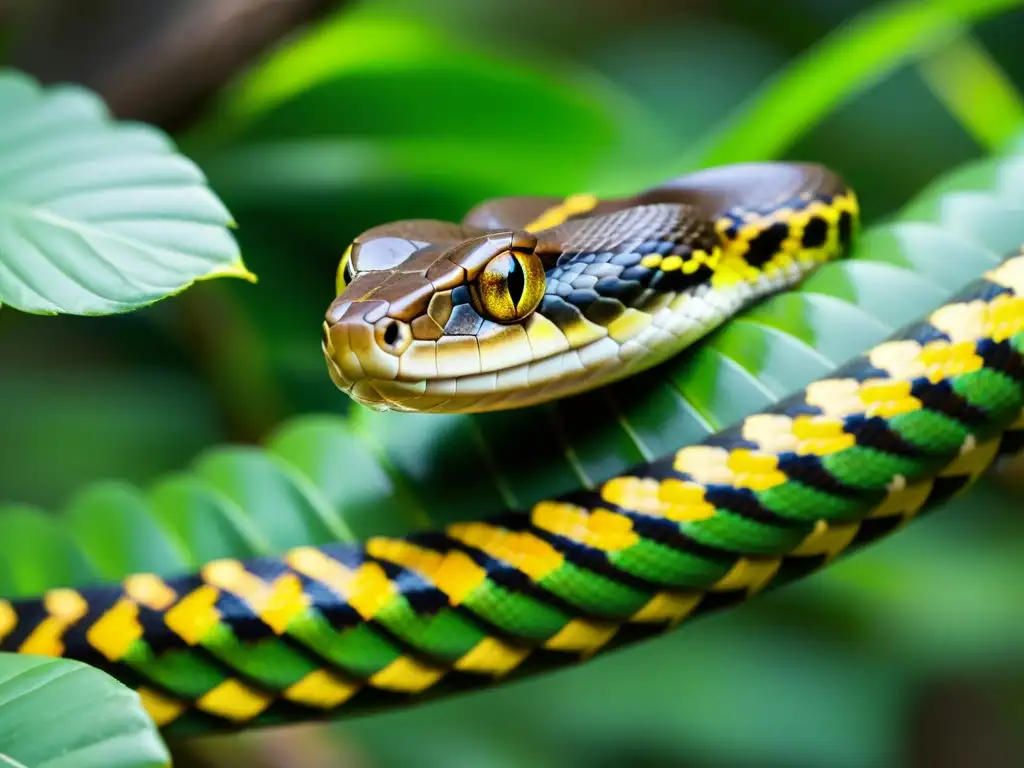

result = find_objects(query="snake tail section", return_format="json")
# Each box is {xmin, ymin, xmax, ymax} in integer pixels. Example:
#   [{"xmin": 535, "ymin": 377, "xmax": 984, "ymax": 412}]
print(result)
[{"xmin": 2, "ymin": 250, "xmax": 1024, "ymax": 733}]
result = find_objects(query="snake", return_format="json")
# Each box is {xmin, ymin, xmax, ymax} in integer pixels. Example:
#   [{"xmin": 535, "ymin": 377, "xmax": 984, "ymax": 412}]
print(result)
[{"xmin": 1, "ymin": 162, "xmax": 1023, "ymax": 735}]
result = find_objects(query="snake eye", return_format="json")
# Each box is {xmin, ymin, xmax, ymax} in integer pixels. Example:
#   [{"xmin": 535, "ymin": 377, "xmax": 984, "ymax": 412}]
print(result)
[
  {"xmin": 469, "ymin": 250, "xmax": 545, "ymax": 323},
  {"xmin": 336, "ymin": 244, "xmax": 355, "ymax": 293}
]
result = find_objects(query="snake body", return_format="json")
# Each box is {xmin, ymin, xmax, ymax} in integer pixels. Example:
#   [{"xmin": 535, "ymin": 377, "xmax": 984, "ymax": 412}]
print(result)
[{"xmin": 1, "ymin": 163, "xmax": 1023, "ymax": 734}]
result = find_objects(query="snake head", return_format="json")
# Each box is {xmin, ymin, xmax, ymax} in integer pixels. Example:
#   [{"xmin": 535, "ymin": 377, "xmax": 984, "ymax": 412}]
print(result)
[
  {"xmin": 324, "ymin": 227, "xmax": 552, "ymax": 412},
  {"xmin": 323, "ymin": 206, "xmax": 740, "ymax": 414},
  {"xmin": 324, "ymin": 170, "xmax": 858, "ymax": 414}
]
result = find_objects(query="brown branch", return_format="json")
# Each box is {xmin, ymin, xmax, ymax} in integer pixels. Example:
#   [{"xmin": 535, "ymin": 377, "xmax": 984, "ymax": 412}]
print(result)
[
  {"xmin": 170, "ymin": 723, "xmax": 369, "ymax": 768},
  {"xmin": 9, "ymin": 0, "xmax": 343, "ymax": 130},
  {"xmin": 96, "ymin": 0, "xmax": 340, "ymax": 127},
  {"xmin": 907, "ymin": 678, "xmax": 1024, "ymax": 768}
]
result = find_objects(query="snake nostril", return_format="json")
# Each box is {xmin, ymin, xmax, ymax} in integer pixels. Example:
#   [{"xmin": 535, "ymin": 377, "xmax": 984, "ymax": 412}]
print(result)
[{"xmin": 374, "ymin": 317, "xmax": 411, "ymax": 356}]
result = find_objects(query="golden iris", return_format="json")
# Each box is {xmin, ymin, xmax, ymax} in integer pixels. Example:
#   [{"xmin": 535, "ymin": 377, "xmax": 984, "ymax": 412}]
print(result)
[
  {"xmin": 336, "ymin": 244, "xmax": 354, "ymax": 293},
  {"xmin": 470, "ymin": 250, "xmax": 546, "ymax": 323}
]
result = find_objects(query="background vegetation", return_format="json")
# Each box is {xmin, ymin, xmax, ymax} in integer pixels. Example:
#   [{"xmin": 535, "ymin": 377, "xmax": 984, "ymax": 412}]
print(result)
[{"xmin": 0, "ymin": 0, "xmax": 1023, "ymax": 766}]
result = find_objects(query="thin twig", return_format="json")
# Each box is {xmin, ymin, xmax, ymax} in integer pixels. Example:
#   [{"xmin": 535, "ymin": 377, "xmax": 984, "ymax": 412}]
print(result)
[
  {"xmin": 93, "ymin": 0, "xmax": 341, "ymax": 127},
  {"xmin": 9, "ymin": 0, "xmax": 342, "ymax": 130}
]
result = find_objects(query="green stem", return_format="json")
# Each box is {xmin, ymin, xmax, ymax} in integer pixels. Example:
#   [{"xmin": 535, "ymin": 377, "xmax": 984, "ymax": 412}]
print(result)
[
  {"xmin": 918, "ymin": 33, "xmax": 1024, "ymax": 152},
  {"xmin": 682, "ymin": 0, "xmax": 1024, "ymax": 169}
]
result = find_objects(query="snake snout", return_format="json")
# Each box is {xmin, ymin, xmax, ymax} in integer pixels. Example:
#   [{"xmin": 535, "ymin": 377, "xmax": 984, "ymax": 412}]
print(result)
[{"xmin": 323, "ymin": 298, "xmax": 413, "ymax": 387}]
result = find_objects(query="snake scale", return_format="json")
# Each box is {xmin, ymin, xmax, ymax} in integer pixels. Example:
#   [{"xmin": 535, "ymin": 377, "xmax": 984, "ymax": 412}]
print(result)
[{"xmin": 2, "ymin": 162, "xmax": 1023, "ymax": 734}]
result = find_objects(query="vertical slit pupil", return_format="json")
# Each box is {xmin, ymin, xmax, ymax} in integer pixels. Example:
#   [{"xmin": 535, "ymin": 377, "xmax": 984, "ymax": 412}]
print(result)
[
  {"xmin": 506, "ymin": 256, "xmax": 525, "ymax": 308},
  {"xmin": 383, "ymin": 322, "xmax": 399, "ymax": 346}
]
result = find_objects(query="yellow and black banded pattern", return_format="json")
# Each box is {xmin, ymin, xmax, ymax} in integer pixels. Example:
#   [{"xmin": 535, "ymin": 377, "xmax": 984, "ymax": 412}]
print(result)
[
  {"xmin": 3, "ymin": 165, "xmax": 1023, "ymax": 735},
  {"xmin": 2, "ymin": 250, "xmax": 1023, "ymax": 732}
]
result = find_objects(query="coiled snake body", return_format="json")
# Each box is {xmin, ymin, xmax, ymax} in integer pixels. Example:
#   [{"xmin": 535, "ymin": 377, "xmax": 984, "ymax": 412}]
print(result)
[{"xmin": 3, "ymin": 163, "xmax": 1024, "ymax": 733}]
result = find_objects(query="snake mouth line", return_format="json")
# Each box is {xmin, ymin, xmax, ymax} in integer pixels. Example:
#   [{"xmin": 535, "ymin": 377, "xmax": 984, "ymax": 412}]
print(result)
[{"xmin": 323, "ymin": 334, "xmax": 617, "ymax": 413}]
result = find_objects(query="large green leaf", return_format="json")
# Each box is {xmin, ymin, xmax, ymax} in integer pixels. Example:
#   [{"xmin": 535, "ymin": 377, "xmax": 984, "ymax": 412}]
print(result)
[
  {"xmin": 0, "ymin": 70, "xmax": 251, "ymax": 316},
  {"xmin": 0, "ymin": 654, "xmax": 169, "ymax": 767},
  {"xmin": 682, "ymin": 0, "xmax": 1024, "ymax": 170},
  {"xmin": 918, "ymin": 33, "xmax": 1024, "ymax": 151}
]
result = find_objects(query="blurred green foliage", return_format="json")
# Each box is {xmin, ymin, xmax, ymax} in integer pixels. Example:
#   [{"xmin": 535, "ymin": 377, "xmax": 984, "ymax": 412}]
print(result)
[
  {"xmin": 0, "ymin": 655, "xmax": 170, "ymax": 768},
  {"xmin": 2, "ymin": 0, "xmax": 1024, "ymax": 766}
]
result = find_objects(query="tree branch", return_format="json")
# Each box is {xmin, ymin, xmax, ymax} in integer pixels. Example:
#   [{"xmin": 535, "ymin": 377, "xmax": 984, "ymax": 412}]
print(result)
[
  {"xmin": 97, "ymin": 0, "xmax": 339, "ymax": 127},
  {"xmin": 9, "ymin": 0, "xmax": 342, "ymax": 130}
]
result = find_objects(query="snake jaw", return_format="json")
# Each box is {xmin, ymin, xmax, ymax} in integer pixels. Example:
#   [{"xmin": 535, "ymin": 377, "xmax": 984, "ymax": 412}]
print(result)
[
  {"xmin": 322, "ymin": 336, "xmax": 424, "ymax": 412},
  {"xmin": 323, "ymin": 306, "xmax": 432, "ymax": 411}
]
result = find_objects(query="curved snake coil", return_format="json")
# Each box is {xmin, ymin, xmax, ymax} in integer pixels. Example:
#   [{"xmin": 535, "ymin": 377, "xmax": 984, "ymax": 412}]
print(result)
[{"xmin": 1, "ymin": 163, "xmax": 1023, "ymax": 735}]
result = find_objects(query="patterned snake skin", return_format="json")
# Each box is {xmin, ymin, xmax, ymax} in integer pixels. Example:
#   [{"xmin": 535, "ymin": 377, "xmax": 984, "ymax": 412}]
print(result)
[{"xmin": 0, "ymin": 163, "xmax": 1021, "ymax": 735}]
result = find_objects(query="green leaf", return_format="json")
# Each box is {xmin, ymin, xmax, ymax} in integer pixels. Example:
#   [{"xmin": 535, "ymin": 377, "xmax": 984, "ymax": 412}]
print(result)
[
  {"xmin": 0, "ymin": 655, "xmax": 169, "ymax": 768},
  {"xmin": 64, "ymin": 483, "xmax": 189, "ymax": 581},
  {"xmin": 0, "ymin": 506, "xmax": 96, "ymax": 596},
  {"xmin": 683, "ymin": 0, "xmax": 1024, "ymax": 170},
  {"xmin": 0, "ymin": 69, "xmax": 252, "ymax": 316},
  {"xmin": 917, "ymin": 33, "xmax": 1024, "ymax": 152}
]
